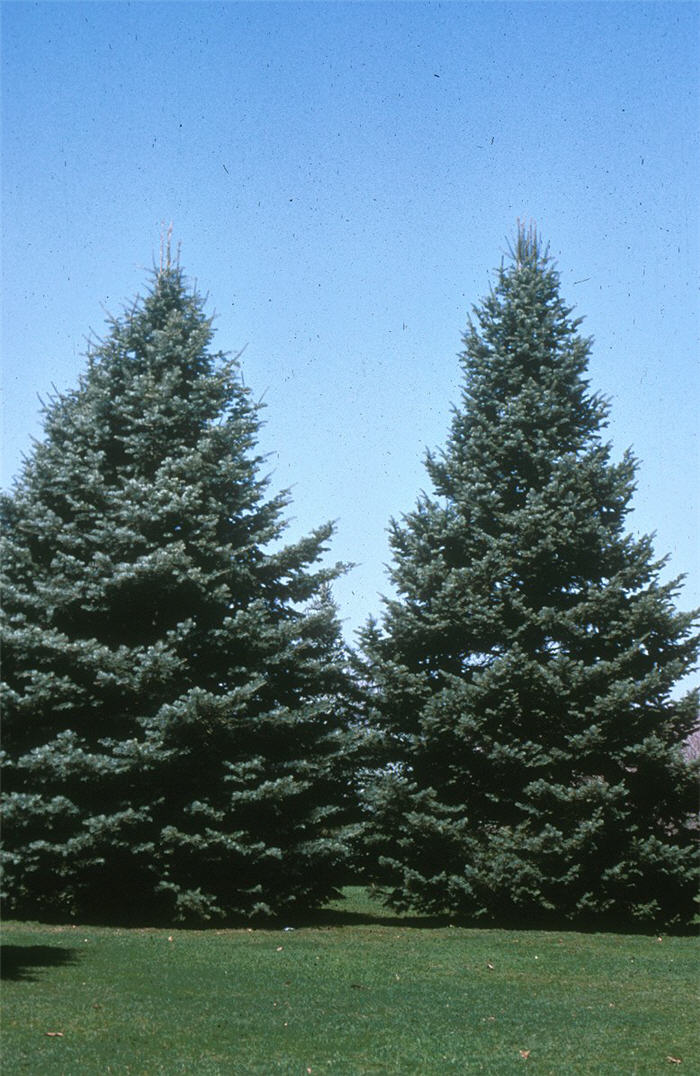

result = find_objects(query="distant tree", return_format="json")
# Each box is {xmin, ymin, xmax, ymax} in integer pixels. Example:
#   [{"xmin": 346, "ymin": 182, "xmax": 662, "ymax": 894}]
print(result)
[
  {"xmin": 361, "ymin": 225, "xmax": 699, "ymax": 929},
  {"xmin": 1, "ymin": 248, "xmax": 358, "ymax": 923},
  {"xmin": 682, "ymin": 724, "xmax": 700, "ymax": 764}
]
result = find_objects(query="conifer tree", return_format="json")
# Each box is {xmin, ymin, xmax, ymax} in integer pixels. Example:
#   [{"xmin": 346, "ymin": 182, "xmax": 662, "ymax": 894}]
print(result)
[
  {"xmin": 1, "ymin": 247, "xmax": 357, "ymax": 923},
  {"xmin": 362, "ymin": 225, "xmax": 698, "ymax": 928}
]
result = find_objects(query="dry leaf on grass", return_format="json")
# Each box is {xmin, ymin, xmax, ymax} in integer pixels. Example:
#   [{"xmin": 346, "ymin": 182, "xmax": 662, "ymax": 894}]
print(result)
[
  {"xmin": 45, "ymin": 1032, "xmax": 64, "ymax": 1038},
  {"xmin": 519, "ymin": 1049, "xmax": 531, "ymax": 1059},
  {"xmin": 666, "ymin": 1058, "xmax": 682, "ymax": 1065}
]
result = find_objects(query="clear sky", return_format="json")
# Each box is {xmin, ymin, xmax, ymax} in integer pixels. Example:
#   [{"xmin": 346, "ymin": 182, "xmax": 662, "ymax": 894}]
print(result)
[{"xmin": 2, "ymin": 2, "xmax": 699, "ymax": 674}]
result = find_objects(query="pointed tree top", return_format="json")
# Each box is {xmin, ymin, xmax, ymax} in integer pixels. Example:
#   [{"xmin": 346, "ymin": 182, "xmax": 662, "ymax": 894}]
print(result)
[
  {"xmin": 158, "ymin": 222, "xmax": 181, "ymax": 275},
  {"xmin": 509, "ymin": 219, "xmax": 547, "ymax": 269}
]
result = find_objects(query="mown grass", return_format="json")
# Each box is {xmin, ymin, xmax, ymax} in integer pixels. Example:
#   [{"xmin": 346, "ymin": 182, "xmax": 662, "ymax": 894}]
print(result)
[{"xmin": 2, "ymin": 888, "xmax": 697, "ymax": 1074}]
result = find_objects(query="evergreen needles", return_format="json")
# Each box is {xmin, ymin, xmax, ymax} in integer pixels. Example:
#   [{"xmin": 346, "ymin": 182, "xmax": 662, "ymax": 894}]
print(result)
[
  {"xmin": 2, "ymin": 229, "xmax": 697, "ymax": 929},
  {"xmin": 360, "ymin": 226, "xmax": 699, "ymax": 929},
  {"xmin": 1, "ymin": 260, "xmax": 358, "ymax": 923}
]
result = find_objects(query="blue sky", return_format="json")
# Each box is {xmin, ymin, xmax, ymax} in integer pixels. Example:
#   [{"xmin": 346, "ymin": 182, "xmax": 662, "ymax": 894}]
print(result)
[{"xmin": 2, "ymin": 2, "xmax": 698, "ymax": 669}]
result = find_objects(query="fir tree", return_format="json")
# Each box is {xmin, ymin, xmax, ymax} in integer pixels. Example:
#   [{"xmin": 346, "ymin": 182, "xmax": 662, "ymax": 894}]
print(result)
[
  {"xmin": 361, "ymin": 225, "xmax": 699, "ymax": 929},
  {"xmin": 1, "ymin": 248, "xmax": 357, "ymax": 923}
]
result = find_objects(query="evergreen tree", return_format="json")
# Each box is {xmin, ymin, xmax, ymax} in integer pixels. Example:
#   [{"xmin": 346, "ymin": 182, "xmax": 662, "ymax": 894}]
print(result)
[
  {"xmin": 1, "ymin": 249, "xmax": 358, "ymax": 923},
  {"xmin": 361, "ymin": 225, "xmax": 699, "ymax": 929}
]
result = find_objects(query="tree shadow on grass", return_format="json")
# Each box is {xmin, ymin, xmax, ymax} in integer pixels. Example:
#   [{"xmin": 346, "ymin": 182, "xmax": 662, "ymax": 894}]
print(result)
[
  {"xmin": 279, "ymin": 898, "xmax": 699, "ymax": 936},
  {"xmin": 61, "ymin": 906, "xmax": 451, "ymax": 931},
  {"xmin": 281, "ymin": 906, "xmax": 452, "ymax": 930},
  {"xmin": 283, "ymin": 908, "xmax": 664, "ymax": 935},
  {"xmin": 1, "ymin": 945, "xmax": 80, "ymax": 983}
]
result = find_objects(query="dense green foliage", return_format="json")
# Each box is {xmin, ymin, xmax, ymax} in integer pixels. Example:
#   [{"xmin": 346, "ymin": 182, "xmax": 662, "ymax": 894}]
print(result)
[
  {"xmin": 361, "ymin": 226, "xmax": 699, "ymax": 928},
  {"xmin": 1, "ymin": 255, "xmax": 358, "ymax": 923},
  {"xmin": 3, "ymin": 890, "xmax": 698, "ymax": 1074}
]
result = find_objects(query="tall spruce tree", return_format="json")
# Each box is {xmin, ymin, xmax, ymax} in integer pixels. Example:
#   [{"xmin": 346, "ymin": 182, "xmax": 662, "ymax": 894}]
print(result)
[
  {"xmin": 361, "ymin": 226, "xmax": 698, "ymax": 929},
  {"xmin": 1, "ymin": 248, "xmax": 358, "ymax": 923}
]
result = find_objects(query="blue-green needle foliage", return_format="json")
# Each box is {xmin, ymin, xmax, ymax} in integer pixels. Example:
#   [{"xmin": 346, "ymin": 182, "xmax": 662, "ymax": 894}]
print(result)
[
  {"xmin": 361, "ymin": 226, "xmax": 699, "ymax": 929},
  {"xmin": 1, "ymin": 252, "xmax": 358, "ymax": 924}
]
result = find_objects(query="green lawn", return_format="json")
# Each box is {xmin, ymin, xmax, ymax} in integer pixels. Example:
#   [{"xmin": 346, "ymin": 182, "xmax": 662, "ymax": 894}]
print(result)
[{"xmin": 2, "ymin": 888, "xmax": 697, "ymax": 1074}]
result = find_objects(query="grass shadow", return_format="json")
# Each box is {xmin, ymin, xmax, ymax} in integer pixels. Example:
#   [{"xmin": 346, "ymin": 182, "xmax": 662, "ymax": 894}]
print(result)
[
  {"xmin": 279, "ymin": 906, "xmax": 452, "ymax": 930},
  {"xmin": 4, "ymin": 882, "xmax": 694, "ymax": 934},
  {"xmin": 1, "ymin": 944, "xmax": 80, "ymax": 982}
]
